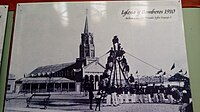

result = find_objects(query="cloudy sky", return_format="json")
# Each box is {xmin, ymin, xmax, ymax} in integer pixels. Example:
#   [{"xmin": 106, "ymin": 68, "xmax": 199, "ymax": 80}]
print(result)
[{"xmin": 10, "ymin": 1, "xmax": 189, "ymax": 79}]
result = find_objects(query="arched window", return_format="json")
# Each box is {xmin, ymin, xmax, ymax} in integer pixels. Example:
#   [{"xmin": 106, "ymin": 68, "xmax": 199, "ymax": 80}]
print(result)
[
  {"xmin": 90, "ymin": 75, "xmax": 94, "ymax": 82},
  {"xmin": 95, "ymin": 75, "xmax": 99, "ymax": 82}
]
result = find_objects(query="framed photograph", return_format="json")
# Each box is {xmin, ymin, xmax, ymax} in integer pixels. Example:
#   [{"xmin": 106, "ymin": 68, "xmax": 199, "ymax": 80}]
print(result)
[
  {"xmin": 0, "ymin": 5, "xmax": 8, "ymax": 64},
  {"xmin": 4, "ymin": 1, "xmax": 193, "ymax": 112}
]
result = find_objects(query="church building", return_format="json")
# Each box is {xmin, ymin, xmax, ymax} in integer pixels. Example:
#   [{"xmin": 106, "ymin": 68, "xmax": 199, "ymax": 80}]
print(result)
[{"xmin": 15, "ymin": 14, "xmax": 105, "ymax": 93}]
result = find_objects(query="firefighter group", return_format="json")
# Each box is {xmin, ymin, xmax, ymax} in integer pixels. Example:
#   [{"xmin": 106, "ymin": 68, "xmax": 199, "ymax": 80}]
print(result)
[{"xmin": 83, "ymin": 36, "xmax": 191, "ymax": 111}]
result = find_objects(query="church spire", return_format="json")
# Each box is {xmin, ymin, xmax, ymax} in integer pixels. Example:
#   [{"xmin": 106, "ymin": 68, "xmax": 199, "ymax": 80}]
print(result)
[
  {"xmin": 79, "ymin": 9, "xmax": 95, "ymax": 60},
  {"xmin": 84, "ymin": 9, "xmax": 89, "ymax": 34}
]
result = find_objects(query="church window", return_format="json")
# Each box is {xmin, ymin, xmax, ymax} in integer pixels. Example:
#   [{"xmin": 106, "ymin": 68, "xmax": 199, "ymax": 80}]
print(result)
[
  {"xmin": 91, "ymin": 50, "xmax": 95, "ymax": 57},
  {"xmin": 90, "ymin": 37, "xmax": 93, "ymax": 44},
  {"xmin": 95, "ymin": 75, "xmax": 99, "ymax": 82},
  {"xmin": 90, "ymin": 75, "xmax": 94, "ymax": 82},
  {"xmin": 85, "ymin": 50, "xmax": 89, "ymax": 56},
  {"xmin": 85, "ymin": 36, "xmax": 89, "ymax": 44}
]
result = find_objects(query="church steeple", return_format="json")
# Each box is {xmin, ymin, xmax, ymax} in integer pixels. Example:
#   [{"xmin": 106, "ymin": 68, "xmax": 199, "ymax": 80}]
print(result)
[
  {"xmin": 79, "ymin": 9, "xmax": 95, "ymax": 61},
  {"xmin": 84, "ymin": 13, "xmax": 88, "ymax": 34}
]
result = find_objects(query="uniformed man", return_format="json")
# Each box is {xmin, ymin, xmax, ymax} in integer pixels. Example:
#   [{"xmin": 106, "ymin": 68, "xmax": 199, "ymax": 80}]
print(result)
[
  {"xmin": 135, "ymin": 81, "xmax": 140, "ymax": 103},
  {"xmin": 111, "ymin": 85, "xmax": 119, "ymax": 106},
  {"xmin": 95, "ymin": 91, "xmax": 102, "ymax": 111},
  {"xmin": 106, "ymin": 86, "xmax": 112, "ymax": 106},
  {"xmin": 158, "ymin": 84, "xmax": 166, "ymax": 103},
  {"xmin": 83, "ymin": 81, "xmax": 89, "ymax": 96},
  {"xmin": 166, "ymin": 85, "xmax": 173, "ymax": 103},
  {"xmin": 179, "ymin": 90, "xmax": 190, "ymax": 112},
  {"xmin": 112, "ymin": 35, "xmax": 119, "ymax": 44},
  {"xmin": 102, "ymin": 70, "xmax": 109, "ymax": 79},
  {"xmin": 103, "ymin": 78, "xmax": 109, "ymax": 91},
  {"xmin": 123, "ymin": 64, "xmax": 130, "ymax": 77},
  {"xmin": 117, "ymin": 48, "xmax": 125, "ymax": 57},
  {"xmin": 88, "ymin": 81, "xmax": 94, "ymax": 110},
  {"xmin": 112, "ymin": 36, "xmax": 119, "ymax": 50},
  {"xmin": 138, "ymin": 85, "xmax": 144, "ymax": 103},
  {"xmin": 124, "ymin": 85, "xmax": 129, "ymax": 103},
  {"xmin": 106, "ymin": 47, "xmax": 114, "ymax": 56},
  {"xmin": 107, "ymin": 55, "xmax": 114, "ymax": 63},
  {"xmin": 121, "ymin": 56, "xmax": 127, "ymax": 67},
  {"xmin": 152, "ymin": 83, "xmax": 159, "ymax": 103},
  {"xmin": 128, "ymin": 74, "xmax": 135, "ymax": 84},
  {"xmin": 129, "ymin": 85, "xmax": 136, "ymax": 103},
  {"xmin": 106, "ymin": 63, "xmax": 111, "ymax": 70},
  {"xmin": 117, "ymin": 43, "xmax": 121, "ymax": 51},
  {"xmin": 145, "ymin": 84, "xmax": 153, "ymax": 103},
  {"xmin": 117, "ymin": 85, "xmax": 124, "ymax": 104},
  {"xmin": 172, "ymin": 88, "xmax": 181, "ymax": 103}
]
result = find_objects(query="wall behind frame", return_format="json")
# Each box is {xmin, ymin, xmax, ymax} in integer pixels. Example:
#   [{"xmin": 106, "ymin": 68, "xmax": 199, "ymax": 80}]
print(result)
[
  {"xmin": 0, "ymin": 8, "xmax": 200, "ymax": 112},
  {"xmin": 183, "ymin": 8, "xmax": 200, "ymax": 112},
  {"xmin": 0, "ymin": 11, "xmax": 14, "ymax": 112}
]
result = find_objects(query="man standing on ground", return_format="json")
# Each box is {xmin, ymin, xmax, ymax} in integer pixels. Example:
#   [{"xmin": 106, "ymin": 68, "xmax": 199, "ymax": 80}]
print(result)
[
  {"xmin": 89, "ymin": 81, "xmax": 94, "ymax": 110},
  {"xmin": 152, "ymin": 83, "xmax": 159, "ymax": 103}
]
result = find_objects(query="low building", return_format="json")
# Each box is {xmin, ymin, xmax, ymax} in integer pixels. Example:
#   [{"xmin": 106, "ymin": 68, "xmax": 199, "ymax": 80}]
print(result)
[
  {"xmin": 7, "ymin": 74, "xmax": 16, "ymax": 93},
  {"xmin": 15, "ymin": 14, "xmax": 105, "ymax": 93}
]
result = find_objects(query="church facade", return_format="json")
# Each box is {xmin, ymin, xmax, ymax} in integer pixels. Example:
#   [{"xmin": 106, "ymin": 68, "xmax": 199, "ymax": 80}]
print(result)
[{"xmin": 15, "ymin": 14, "xmax": 105, "ymax": 93}]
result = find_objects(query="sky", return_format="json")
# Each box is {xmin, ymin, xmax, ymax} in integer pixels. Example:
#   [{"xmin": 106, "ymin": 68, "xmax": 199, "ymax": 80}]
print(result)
[{"xmin": 10, "ymin": 1, "xmax": 189, "ymax": 79}]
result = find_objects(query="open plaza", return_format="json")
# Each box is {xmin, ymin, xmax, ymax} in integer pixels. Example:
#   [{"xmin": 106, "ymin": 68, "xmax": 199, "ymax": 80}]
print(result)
[{"xmin": 5, "ymin": 92, "xmax": 180, "ymax": 112}]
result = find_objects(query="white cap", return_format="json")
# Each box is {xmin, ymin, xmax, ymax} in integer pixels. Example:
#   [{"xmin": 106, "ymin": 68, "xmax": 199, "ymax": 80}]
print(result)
[{"xmin": 182, "ymin": 90, "xmax": 187, "ymax": 93}]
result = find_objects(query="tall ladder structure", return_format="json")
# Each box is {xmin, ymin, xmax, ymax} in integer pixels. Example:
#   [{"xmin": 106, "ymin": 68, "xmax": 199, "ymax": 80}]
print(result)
[{"xmin": 103, "ymin": 36, "xmax": 130, "ymax": 87}]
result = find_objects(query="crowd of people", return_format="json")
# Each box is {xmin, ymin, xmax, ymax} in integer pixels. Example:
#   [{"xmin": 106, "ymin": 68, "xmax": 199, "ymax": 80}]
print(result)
[
  {"xmin": 82, "ymin": 36, "xmax": 192, "ymax": 112},
  {"xmin": 103, "ymin": 82, "xmax": 190, "ymax": 105},
  {"xmin": 82, "ymin": 78, "xmax": 191, "ymax": 111}
]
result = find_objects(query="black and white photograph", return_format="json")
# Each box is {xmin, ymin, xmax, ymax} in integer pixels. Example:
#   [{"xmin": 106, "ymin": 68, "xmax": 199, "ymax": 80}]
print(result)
[
  {"xmin": 4, "ymin": 1, "xmax": 193, "ymax": 112},
  {"xmin": 0, "ymin": 5, "xmax": 8, "ymax": 63}
]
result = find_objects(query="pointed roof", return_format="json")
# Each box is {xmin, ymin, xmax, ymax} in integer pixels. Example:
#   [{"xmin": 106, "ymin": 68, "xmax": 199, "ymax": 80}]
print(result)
[
  {"xmin": 168, "ymin": 73, "xmax": 189, "ymax": 82},
  {"xmin": 84, "ymin": 9, "xmax": 89, "ymax": 34},
  {"xmin": 84, "ymin": 61, "xmax": 105, "ymax": 73}
]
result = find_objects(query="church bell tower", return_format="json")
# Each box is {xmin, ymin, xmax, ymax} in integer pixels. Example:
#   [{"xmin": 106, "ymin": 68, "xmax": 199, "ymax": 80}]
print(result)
[{"xmin": 79, "ymin": 10, "xmax": 96, "ymax": 64}]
